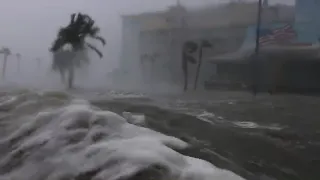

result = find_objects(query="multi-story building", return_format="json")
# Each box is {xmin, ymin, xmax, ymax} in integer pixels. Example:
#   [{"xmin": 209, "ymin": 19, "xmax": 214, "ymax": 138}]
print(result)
[{"xmin": 119, "ymin": 1, "xmax": 295, "ymax": 87}]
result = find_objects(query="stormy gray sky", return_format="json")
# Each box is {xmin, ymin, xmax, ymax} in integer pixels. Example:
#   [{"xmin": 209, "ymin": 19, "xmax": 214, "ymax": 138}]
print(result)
[{"xmin": 0, "ymin": 0, "xmax": 294, "ymax": 69}]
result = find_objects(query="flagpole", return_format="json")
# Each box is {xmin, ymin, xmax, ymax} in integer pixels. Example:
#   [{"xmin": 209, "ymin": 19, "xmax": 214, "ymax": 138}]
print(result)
[{"xmin": 252, "ymin": 0, "xmax": 263, "ymax": 95}]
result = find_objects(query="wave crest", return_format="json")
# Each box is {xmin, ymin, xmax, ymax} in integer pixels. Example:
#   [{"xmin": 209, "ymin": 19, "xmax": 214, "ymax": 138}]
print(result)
[{"xmin": 0, "ymin": 94, "xmax": 244, "ymax": 180}]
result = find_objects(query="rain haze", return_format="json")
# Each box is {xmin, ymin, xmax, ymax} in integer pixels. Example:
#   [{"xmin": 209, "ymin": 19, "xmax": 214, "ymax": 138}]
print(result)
[
  {"xmin": 0, "ymin": 0, "xmax": 293, "ymax": 89},
  {"xmin": 0, "ymin": 1, "xmax": 319, "ymax": 180}
]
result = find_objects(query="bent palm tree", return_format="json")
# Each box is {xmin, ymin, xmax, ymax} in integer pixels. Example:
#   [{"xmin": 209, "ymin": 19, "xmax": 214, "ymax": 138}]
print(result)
[
  {"xmin": 194, "ymin": 40, "xmax": 212, "ymax": 90},
  {"xmin": 50, "ymin": 13, "xmax": 106, "ymax": 88},
  {"xmin": 182, "ymin": 41, "xmax": 198, "ymax": 91},
  {"xmin": 0, "ymin": 47, "xmax": 11, "ymax": 79}
]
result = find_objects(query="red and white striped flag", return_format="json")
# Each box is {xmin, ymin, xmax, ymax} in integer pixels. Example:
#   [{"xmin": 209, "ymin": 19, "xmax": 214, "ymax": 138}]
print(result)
[{"xmin": 259, "ymin": 24, "xmax": 297, "ymax": 46}]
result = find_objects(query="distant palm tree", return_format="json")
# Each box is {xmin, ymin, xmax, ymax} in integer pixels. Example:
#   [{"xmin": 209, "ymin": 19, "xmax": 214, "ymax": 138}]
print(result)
[
  {"xmin": 182, "ymin": 41, "xmax": 198, "ymax": 91},
  {"xmin": 0, "ymin": 47, "xmax": 11, "ymax": 79},
  {"xmin": 50, "ymin": 13, "xmax": 106, "ymax": 89},
  {"xmin": 16, "ymin": 53, "xmax": 21, "ymax": 73},
  {"xmin": 194, "ymin": 40, "xmax": 212, "ymax": 90}
]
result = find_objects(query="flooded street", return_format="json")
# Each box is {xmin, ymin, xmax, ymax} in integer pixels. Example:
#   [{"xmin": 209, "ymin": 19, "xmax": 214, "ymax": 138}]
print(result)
[
  {"xmin": 0, "ymin": 88, "xmax": 318, "ymax": 180},
  {"xmin": 90, "ymin": 90, "xmax": 320, "ymax": 180},
  {"xmin": 0, "ymin": 0, "xmax": 309, "ymax": 180}
]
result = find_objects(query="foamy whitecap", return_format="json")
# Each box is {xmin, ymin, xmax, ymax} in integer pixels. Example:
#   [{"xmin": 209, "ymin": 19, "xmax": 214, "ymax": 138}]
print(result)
[
  {"xmin": 0, "ymin": 98, "xmax": 244, "ymax": 180},
  {"xmin": 122, "ymin": 112, "xmax": 146, "ymax": 125},
  {"xmin": 233, "ymin": 121, "xmax": 284, "ymax": 130}
]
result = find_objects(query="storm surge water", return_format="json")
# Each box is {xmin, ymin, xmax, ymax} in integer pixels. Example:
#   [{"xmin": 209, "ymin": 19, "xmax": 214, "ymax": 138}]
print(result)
[{"xmin": 0, "ymin": 90, "xmax": 244, "ymax": 180}]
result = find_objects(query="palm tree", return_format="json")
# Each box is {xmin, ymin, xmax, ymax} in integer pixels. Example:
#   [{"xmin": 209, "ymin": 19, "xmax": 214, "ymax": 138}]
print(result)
[
  {"xmin": 52, "ymin": 49, "xmax": 72, "ymax": 84},
  {"xmin": 182, "ymin": 41, "xmax": 198, "ymax": 91},
  {"xmin": 50, "ymin": 13, "xmax": 106, "ymax": 89},
  {"xmin": 0, "ymin": 47, "xmax": 11, "ymax": 79},
  {"xmin": 16, "ymin": 53, "xmax": 21, "ymax": 73},
  {"xmin": 194, "ymin": 40, "xmax": 212, "ymax": 90}
]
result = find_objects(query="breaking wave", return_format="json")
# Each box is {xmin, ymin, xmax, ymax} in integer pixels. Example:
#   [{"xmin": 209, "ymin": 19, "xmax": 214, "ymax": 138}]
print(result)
[{"xmin": 0, "ymin": 90, "xmax": 244, "ymax": 180}]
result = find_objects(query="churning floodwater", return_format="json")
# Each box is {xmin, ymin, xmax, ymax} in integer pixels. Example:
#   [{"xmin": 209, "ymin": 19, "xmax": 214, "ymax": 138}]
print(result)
[
  {"xmin": 0, "ymin": 88, "xmax": 244, "ymax": 180},
  {"xmin": 0, "ymin": 87, "xmax": 318, "ymax": 180}
]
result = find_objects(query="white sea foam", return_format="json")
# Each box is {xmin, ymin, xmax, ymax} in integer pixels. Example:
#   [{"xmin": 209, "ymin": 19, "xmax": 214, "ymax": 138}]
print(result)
[{"xmin": 0, "ymin": 92, "xmax": 245, "ymax": 180}]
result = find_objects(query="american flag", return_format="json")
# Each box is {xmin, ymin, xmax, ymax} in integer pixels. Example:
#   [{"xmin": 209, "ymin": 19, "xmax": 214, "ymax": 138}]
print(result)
[{"xmin": 259, "ymin": 24, "xmax": 297, "ymax": 46}]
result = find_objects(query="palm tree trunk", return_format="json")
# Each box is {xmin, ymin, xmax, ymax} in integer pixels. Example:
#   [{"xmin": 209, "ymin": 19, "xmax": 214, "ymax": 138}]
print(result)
[
  {"xmin": 183, "ymin": 60, "xmax": 188, "ymax": 92},
  {"xmin": 194, "ymin": 45, "xmax": 203, "ymax": 90},
  {"xmin": 182, "ymin": 51, "xmax": 188, "ymax": 92},
  {"xmin": 59, "ymin": 69, "xmax": 65, "ymax": 84},
  {"xmin": 67, "ymin": 66, "xmax": 74, "ymax": 89},
  {"xmin": 2, "ymin": 55, "xmax": 8, "ymax": 79}
]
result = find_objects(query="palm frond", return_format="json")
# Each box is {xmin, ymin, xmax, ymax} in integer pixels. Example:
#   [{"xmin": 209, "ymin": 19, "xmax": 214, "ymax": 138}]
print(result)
[
  {"xmin": 91, "ymin": 35, "xmax": 106, "ymax": 46},
  {"xmin": 85, "ymin": 43, "xmax": 103, "ymax": 58},
  {"xmin": 184, "ymin": 41, "xmax": 198, "ymax": 53},
  {"xmin": 50, "ymin": 12, "xmax": 106, "ymax": 67},
  {"xmin": 70, "ymin": 13, "xmax": 76, "ymax": 24},
  {"xmin": 51, "ymin": 28, "xmax": 68, "ymax": 52},
  {"xmin": 89, "ymin": 27, "xmax": 100, "ymax": 36},
  {"xmin": 185, "ymin": 55, "xmax": 196, "ymax": 64}
]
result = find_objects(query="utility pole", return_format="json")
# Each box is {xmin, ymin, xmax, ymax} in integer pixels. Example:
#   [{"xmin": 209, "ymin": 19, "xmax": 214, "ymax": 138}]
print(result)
[
  {"xmin": 168, "ymin": 0, "xmax": 188, "ymax": 90},
  {"xmin": 176, "ymin": 0, "xmax": 189, "ymax": 91},
  {"xmin": 255, "ymin": 0, "xmax": 263, "ymax": 56},
  {"xmin": 252, "ymin": 0, "xmax": 263, "ymax": 95}
]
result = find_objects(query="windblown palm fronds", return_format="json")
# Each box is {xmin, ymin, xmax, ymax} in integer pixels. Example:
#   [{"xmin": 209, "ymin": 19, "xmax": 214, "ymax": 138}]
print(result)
[
  {"xmin": 50, "ymin": 12, "xmax": 106, "ymax": 88},
  {"xmin": 0, "ymin": 47, "xmax": 11, "ymax": 56},
  {"xmin": 0, "ymin": 47, "xmax": 11, "ymax": 79},
  {"xmin": 50, "ymin": 13, "xmax": 106, "ymax": 56}
]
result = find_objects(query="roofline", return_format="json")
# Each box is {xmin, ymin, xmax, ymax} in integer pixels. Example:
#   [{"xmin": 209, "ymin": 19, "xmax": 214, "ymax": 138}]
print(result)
[
  {"xmin": 138, "ymin": 19, "xmax": 294, "ymax": 32},
  {"xmin": 120, "ymin": 10, "xmax": 167, "ymax": 19},
  {"xmin": 120, "ymin": 1, "xmax": 294, "ymax": 18}
]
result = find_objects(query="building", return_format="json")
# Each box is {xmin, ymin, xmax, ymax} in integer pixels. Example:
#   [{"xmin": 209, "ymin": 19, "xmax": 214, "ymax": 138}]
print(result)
[
  {"xmin": 119, "ymin": 1, "xmax": 295, "ymax": 88},
  {"xmin": 206, "ymin": 0, "xmax": 320, "ymax": 93}
]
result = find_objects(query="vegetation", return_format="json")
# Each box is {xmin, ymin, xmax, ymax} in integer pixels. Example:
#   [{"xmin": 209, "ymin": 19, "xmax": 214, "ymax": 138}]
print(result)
[
  {"xmin": 50, "ymin": 13, "xmax": 106, "ymax": 89},
  {"xmin": 182, "ymin": 41, "xmax": 198, "ymax": 91},
  {"xmin": 0, "ymin": 47, "xmax": 11, "ymax": 79},
  {"xmin": 194, "ymin": 40, "xmax": 212, "ymax": 90}
]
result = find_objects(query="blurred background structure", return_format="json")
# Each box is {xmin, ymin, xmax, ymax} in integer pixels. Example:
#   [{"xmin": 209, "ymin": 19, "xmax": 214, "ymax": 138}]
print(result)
[{"xmin": 119, "ymin": 0, "xmax": 301, "ymax": 93}]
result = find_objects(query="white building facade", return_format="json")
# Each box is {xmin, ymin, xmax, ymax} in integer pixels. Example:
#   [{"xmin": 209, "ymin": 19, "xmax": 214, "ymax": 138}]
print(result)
[{"xmin": 119, "ymin": 2, "xmax": 295, "ymax": 87}]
